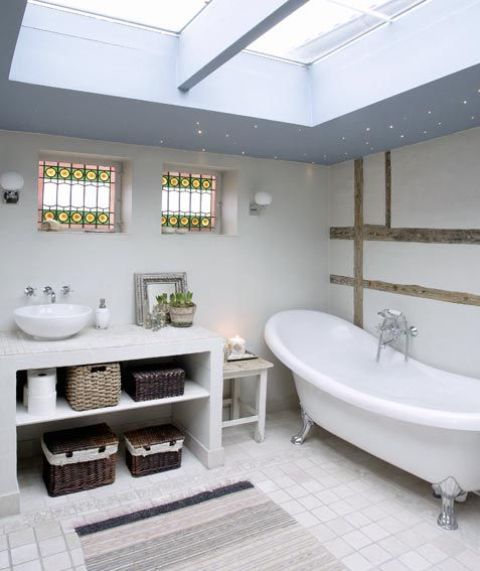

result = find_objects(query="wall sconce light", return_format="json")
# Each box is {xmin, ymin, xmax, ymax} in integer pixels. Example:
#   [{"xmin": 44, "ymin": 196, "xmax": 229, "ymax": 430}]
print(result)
[
  {"xmin": 0, "ymin": 171, "xmax": 24, "ymax": 204},
  {"xmin": 249, "ymin": 191, "xmax": 272, "ymax": 215}
]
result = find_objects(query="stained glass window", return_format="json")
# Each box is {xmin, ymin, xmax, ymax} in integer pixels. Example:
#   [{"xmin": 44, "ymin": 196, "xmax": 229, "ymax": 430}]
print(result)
[
  {"xmin": 38, "ymin": 160, "xmax": 118, "ymax": 232},
  {"xmin": 162, "ymin": 171, "xmax": 216, "ymax": 232}
]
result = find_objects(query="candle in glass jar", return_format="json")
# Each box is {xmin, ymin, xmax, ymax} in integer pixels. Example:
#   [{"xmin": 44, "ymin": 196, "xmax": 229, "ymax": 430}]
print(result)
[{"xmin": 228, "ymin": 335, "xmax": 246, "ymax": 356}]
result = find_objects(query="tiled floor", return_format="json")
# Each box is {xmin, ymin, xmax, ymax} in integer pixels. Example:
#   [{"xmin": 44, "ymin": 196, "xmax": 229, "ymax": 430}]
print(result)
[{"xmin": 3, "ymin": 410, "xmax": 480, "ymax": 570}]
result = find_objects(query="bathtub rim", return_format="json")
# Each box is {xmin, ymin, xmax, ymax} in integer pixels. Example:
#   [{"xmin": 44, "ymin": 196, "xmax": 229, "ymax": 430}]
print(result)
[{"xmin": 265, "ymin": 309, "xmax": 480, "ymax": 431}]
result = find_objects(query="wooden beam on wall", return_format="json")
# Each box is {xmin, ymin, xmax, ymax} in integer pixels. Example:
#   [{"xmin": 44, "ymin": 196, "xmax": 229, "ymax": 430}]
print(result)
[
  {"xmin": 330, "ymin": 225, "xmax": 480, "ymax": 245},
  {"xmin": 353, "ymin": 159, "xmax": 364, "ymax": 327},
  {"xmin": 385, "ymin": 151, "xmax": 392, "ymax": 228},
  {"xmin": 330, "ymin": 275, "xmax": 480, "ymax": 307}
]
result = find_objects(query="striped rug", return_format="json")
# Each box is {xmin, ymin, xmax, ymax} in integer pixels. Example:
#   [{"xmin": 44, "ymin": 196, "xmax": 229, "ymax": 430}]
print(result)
[{"xmin": 75, "ymin": 481, "xmax": 344, "ymax": 570}]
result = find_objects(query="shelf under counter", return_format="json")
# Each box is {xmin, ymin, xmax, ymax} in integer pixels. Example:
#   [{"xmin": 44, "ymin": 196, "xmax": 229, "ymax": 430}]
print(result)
[{"xmin": 16, "ymin": 380, "xmax": 209, "ymax": 426}]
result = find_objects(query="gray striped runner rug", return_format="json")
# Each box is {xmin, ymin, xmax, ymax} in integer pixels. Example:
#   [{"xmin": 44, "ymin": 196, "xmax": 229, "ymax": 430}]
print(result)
[{"xmin": 75, "ymin": 481, "xmax": 344, "ymax": 570}]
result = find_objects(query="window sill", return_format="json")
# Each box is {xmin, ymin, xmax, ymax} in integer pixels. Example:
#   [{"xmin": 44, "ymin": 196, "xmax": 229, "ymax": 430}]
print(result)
[{"xmin": 161, "ymin": 230, "xmax": 237, "ymax": 238}]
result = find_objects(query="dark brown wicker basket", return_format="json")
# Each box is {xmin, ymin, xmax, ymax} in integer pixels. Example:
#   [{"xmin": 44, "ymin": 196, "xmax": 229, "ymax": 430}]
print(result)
[
  {"xmin": 124, "ymin": 424, "xmax": 184, "ymax": 477},
  {"xmin": 123, "ymin": 365, "xmax": 185, "ymax": 401},
  {"xmin": 42, "ymin": 423, "xmax": 119, "ymax": 496}
]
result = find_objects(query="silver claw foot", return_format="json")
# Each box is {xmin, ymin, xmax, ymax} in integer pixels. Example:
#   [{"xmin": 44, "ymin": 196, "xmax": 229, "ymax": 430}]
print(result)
[
  {"xmin": 433, "ymin": 476, "xmax": 465, "ymax": 530},
  {"xmin": 291, "ymin": 408, "xmax": 314, "ymax": 445}
]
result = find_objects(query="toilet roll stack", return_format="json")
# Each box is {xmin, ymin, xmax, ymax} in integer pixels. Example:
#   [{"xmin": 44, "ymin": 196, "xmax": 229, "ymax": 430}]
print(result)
[{"xmin": 25, "ymin": 369, "xmax": 57, "ymax": 416}]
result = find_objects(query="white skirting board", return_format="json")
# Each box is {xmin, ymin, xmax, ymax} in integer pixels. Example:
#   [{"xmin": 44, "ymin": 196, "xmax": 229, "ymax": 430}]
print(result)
[{"xmin": 182, "ymin": 430, "xmax": 224, "ymax": 469}]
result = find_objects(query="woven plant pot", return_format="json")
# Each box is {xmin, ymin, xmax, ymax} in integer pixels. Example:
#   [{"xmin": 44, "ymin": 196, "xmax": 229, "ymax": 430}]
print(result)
[{"xmin": 169, "ymin": 304, "xmax": 196, "ymax": 327}]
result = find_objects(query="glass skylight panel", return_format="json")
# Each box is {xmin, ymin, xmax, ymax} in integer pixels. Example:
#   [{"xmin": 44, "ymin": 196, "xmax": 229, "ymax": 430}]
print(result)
[
  {"xmin": 33, "ymin": 0, "xmax": 209, "ymax": 32},
  {"xmin": 247, "ymin": 0, "xmax": 426, "ymax": 64}
]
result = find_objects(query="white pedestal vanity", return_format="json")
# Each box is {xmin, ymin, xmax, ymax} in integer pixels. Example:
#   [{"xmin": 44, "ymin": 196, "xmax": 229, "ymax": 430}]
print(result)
[{"xmin": 0, "ymin": 325, "xmax": 225, "ymax": 516}]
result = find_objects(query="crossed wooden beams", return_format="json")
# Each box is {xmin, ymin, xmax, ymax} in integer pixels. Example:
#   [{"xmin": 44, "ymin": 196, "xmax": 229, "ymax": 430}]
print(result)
[{"xmin": 330, "ymin": 152, "xmax": 480, "ymax": 328}]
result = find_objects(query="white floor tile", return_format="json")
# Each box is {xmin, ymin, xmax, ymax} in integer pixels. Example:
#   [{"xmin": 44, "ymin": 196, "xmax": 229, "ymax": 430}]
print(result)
[
  {"xmin": 342, "ymin": 552, "xmax": 374, "ymax": 571},
  {"xmin": 2, "ymin": 410, "xmax": 479, "ymax": 571}
]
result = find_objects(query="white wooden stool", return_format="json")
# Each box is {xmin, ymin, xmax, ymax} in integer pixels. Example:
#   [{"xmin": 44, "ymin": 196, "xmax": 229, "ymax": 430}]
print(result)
[{"xmin": 222, "ymin": 357, "xmax": 273, "ymax": 442}]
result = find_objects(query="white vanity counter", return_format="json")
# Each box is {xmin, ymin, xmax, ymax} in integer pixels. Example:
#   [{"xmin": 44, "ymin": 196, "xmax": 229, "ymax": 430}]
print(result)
[
  {"xmin": 0, "ymin": 324, "xmax": 221, "ymax": 357},
  {"xmin": 0, "ymin": 325, "xmax": 225, "ymax": 517}
]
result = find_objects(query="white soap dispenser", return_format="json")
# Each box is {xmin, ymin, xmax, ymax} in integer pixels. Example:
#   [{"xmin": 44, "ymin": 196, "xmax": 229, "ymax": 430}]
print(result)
[{"xmin": 95, "ymin": 298, "xmax": 111, "ymax": 329}]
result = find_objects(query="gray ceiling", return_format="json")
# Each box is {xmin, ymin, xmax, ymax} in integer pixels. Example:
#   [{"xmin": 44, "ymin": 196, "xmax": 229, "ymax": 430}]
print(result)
[{"xmin": 1, "ymin": 2, "xmax": 479, "ymax": 165}]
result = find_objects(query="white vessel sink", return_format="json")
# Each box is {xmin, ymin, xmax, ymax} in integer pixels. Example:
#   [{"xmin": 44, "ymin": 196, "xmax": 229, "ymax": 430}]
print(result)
[{"xmin": 14, "ymin": 304, "xmax": 93, "ymax": 340}]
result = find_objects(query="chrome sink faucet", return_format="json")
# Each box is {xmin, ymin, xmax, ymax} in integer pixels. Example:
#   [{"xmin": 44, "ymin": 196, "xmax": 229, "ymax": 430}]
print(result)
[
  {"xmin": 41, "ymin": 285, "xmax": 72, "ymax": 304},
  {"xmin": 376, "ymin": 309, "xmax": 418, "ymax": 362},
  {"xmin": 43, "ymin": 286, "xmax": 56, "ymax": 303}
]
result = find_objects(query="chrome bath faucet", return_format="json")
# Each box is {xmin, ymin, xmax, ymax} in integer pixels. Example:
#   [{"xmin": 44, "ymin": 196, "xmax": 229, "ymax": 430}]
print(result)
[{"xmin": 376, "ymin": 309, "xmax": 418, "ymax": 362}]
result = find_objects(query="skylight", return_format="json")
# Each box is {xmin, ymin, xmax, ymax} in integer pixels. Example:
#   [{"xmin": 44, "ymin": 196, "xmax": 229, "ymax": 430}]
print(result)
[
  {"xmin": 247, "ymin": 0, "xmax": 427, "ymax": 64},
  {"xmin": 32, "ymin": 0, "xmax": 210, "ymax": 32}
]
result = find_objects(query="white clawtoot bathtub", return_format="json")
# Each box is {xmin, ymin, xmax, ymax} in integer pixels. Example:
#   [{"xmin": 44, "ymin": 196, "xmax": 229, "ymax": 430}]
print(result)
[{"xmin": 265, "ymin": 310, "xmax": 480, "ymax": 530}]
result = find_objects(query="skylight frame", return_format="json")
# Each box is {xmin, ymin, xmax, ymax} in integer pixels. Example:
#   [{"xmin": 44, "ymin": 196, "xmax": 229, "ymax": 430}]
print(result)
[
  {"xmin": 245, "ymin": 0, "xmax": 428, "ymax": 66},
  {"xmin": 28, "ymin": 0, "xmax": 211, "ymax": 35}
]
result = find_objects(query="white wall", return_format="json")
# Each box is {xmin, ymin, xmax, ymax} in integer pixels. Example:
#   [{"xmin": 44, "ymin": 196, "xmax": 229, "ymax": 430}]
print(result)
[
  {"xmin": 0, "ymin": 130, "xmax": 330, "ymax": 411},
  {"xmin": 328, "ymin": 126, "xmax": 480, "ymax": 379}
]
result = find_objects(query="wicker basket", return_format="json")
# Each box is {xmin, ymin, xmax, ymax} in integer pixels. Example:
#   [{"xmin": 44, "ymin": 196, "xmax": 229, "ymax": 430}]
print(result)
[
  {"xmin": 66, "ymin": 362, "xmax": 121, "ymax": 411},
  {"xmin": 42, "ymin": 423, "xmax": 119, "ymax": 496},
  {"xmin": 123, "ymin": 365, "xmax": 185, "ymax": 402},
  {"xmin": 124, "ymin": 424, "xmax": 184, "ymax": 477}
]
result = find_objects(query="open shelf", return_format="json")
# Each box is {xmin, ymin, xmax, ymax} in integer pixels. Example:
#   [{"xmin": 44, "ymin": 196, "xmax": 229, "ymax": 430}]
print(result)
[{"xmin": 16, "ymin": 380, "xmax": 209, "ymax": 426}]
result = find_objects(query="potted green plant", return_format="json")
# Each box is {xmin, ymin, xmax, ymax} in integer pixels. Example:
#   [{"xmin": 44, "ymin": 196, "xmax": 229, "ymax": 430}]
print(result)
[{"xmin": 168, "ymin": 291, "xmax": 196, "ymax": 327}]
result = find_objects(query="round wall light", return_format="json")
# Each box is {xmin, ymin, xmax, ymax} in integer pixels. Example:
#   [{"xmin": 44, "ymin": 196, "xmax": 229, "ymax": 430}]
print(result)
[{"xmin": 0, "ymin": 171, "xmax": 24, "ymax": 204}]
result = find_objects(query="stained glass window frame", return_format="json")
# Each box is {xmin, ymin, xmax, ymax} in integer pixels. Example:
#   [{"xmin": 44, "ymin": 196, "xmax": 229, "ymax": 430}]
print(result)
[
  {"xmin": 37, "ymin": 159, "xmax": 121, "ymax": 233},
  {"xmin": 162, "ymin": 169, "xmax": 218, "ymax": 233}
]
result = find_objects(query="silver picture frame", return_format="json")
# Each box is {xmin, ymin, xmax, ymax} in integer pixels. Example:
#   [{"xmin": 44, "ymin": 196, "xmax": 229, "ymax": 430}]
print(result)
[{"xmin": 134, "ymin": 272, "xmax": 188, "ymax": 325}]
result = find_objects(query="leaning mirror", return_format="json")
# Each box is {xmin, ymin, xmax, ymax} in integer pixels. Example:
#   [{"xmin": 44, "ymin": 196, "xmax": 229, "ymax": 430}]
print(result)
[{"xmin": 134, "ymin": 272, "xmax": 188, "ymax": 325}]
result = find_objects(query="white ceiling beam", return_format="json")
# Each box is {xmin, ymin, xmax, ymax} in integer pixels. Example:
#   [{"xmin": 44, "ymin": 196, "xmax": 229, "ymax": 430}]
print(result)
[
  {"xmin": 326, "ymin": 0, "xmax": 393, "ymax": 22},
  {"xmin": 177, "ymin": 0, "xmax": 309, "ymax": 91}
]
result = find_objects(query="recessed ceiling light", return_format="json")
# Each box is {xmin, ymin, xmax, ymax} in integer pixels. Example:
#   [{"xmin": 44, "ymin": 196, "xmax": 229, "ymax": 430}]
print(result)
[
  {"xmin": 341, "ymin": 136, "xmax": 346, "ymax": 140},
  {"xmin": 197, "ymin": 129, "xmax": 203, "ymax": 135},
  {"xmin": 463, "ymin": 100, "xmax": 468, "ymax": 104},
  {"xmin": 423, "ymin": 130, "xmax": 428, "ymax": 134},
  {"xmin": 400, "ymin": 134, "xmax": 405, "ymax": 138},
  {"xmin": 160, "ymin": 140, "xmax": 164, "ymax": 144},
  {"xmin": 225, "ymin": 133, "xmax": 230, "ymax": 138},
  {"xmin": 389, "ymin": 125, "xmax": 394, "ymax": 129},
  {"xmin": 241, "ymin": 151, "xmax": 245, "ymax": 155},
  {"xmin": 472, "ymin": 116, "xmax": 476, "ymax": 120},
  {"xmin": 366, "ymin": 141, "xmax": 370, "ymax": 145},
  {"xmin": 427, "ymin": 110, "xmax": 432, "ymax": 114},
  {"xmin": 253, "ymin": 125, "xmax": 258, "ymax": 129},
  {"xmin": 437, "ymin": 122, "xmax": 442, "ymax": 126},
  {"xmin": 298, "ymin": 128, "xmax": 302, "ymax": 132},
  {"xmin": 202, "ymin": 148, "xmax": 206, "ymax": 152},
  {"xmin": 366, "ymin": 127, "xmax": 371, "ymax": 132},
  {"xmin": 196, "ymin": 121, "xmax": 200, "ymax": 125}
]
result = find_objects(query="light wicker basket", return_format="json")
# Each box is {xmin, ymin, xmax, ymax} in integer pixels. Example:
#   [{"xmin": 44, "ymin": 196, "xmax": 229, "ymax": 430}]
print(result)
[{"xmin": 66, "ymin": 362, "xmax": 121, "ymax": 411}]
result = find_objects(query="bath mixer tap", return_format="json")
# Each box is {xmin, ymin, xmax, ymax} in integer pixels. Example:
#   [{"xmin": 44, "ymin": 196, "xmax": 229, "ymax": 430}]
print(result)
[
  {"xmin": 43, "ymin": 286, "xmax": 56, "ymax": 303},
  {"xmin": 24, "ymin": 286, "xmax": 36, "ymax": 297},
  {"xmin": 376, "ymin": 309, "xmax": 418, "ymax": 362}
]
